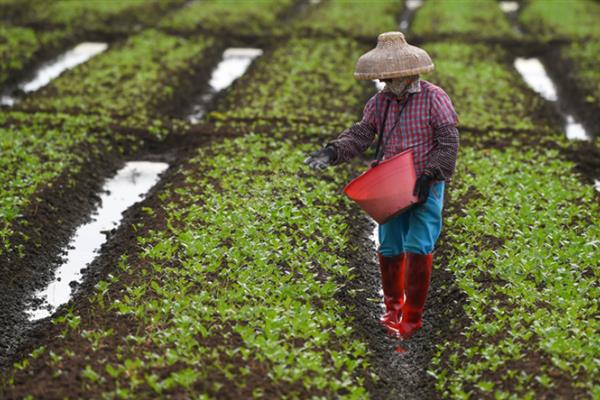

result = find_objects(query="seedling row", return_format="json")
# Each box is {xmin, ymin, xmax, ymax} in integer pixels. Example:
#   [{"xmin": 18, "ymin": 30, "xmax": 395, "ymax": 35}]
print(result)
[{"xmin": 0, "ymin": 0, "xmax": 598, "ymax": 398}]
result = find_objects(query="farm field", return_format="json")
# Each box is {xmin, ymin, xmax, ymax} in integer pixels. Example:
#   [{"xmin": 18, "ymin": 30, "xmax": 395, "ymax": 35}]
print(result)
[{"xmin": 0, "ymin": 0, "xmax": 598, "ymax": 399}]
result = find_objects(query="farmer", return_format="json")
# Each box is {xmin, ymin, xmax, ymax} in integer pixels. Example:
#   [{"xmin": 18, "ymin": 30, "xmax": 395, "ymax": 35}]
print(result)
[{"xmin": 305, "ymin": 32, "xmax": 459, "ymax": 338}]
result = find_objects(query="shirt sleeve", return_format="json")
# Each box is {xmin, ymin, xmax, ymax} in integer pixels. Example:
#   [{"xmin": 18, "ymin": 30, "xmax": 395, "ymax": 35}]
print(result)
[
  {"xmin": 430, "ymin": 88, "xmax": 459, "ymax": 129},
  {"xmin": 326, "ymin": 94, "xmax": 378, "ymax": 165},
  {"xmin": 423, "ymin": 125, "xmax": 459, "ymax": 180}
]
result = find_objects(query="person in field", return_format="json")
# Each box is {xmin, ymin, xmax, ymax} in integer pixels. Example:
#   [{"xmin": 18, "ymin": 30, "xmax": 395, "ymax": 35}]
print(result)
[{"xmin": 305, "ymin": 32, "xmax": 459, "ymax": 338}]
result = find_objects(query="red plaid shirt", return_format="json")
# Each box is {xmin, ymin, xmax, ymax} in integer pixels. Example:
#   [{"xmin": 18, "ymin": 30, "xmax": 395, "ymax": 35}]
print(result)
[{"xmin": 328, "ymin": 80, "xmax": 459, "ymax": 178}]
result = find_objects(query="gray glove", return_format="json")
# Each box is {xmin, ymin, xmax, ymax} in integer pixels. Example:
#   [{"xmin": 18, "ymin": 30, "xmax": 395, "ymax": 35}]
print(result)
[{"xmin": 304, "ymin": 146, "xmax": 336, "ymax": 169}]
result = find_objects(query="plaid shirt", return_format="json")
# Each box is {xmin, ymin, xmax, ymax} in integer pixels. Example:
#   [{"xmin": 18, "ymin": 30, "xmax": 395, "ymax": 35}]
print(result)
[{"xmin": 328, "ymin": 80, "xmax": 459, "ymax": 179}]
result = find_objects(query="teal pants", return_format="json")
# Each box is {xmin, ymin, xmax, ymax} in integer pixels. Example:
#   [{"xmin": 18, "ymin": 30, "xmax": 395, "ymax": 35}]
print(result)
[{"xmin": 378, "ymin": 181, "xmax": 445, "ymax": 256}]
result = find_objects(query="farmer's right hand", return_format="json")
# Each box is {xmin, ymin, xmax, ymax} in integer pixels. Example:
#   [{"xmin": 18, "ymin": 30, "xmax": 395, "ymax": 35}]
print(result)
[{"xmin": 304, "ymin": 146, "xmax": 336, "ymax": 170}]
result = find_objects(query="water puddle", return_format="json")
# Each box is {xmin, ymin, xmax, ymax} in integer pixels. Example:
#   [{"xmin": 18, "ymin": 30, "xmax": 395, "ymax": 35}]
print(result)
[
  {"xmin": 498, "ymin": 1, "xmax": 522, "ymax": 34},
  {"xmin": 499, "ymin": 1, "xmax": 519, "ymax": 13},
  {"xmin": 27, "ymin": 161, "xmax": 168, "ymax": 320},
  {"xmin": 187, "ymin": 47, "xmax": 263, "ymax": 123},
  {"xmin": 1, "ymin": 42, "xmax": 108, "ymax": 106},
  {"xmin": 399, "ymin": 0, "xmax": 423, "ymax": 31},
  {"xmin": 514, "ymin": 57, "xmax": 591, "ymax": 141},
  {"xmin": 369, "ymin": 222, "xmax": 385, "ymax": 299}
]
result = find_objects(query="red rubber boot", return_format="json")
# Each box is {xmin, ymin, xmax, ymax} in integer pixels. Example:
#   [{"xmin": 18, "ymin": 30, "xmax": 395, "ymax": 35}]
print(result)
[
  {"xmin": 378, "ymin": 252, "xmax": 405, "ymax": 329},
  {"xmin": 395, "ymin": 252, "xmax": 432, "ymax": 338}
]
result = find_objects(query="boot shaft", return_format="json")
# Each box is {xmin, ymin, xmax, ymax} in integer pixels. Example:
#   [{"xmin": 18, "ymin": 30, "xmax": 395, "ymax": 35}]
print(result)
[
  {"xmin": 404, "ymin": 252, "xmax": 433, "ymax": 315},
  {"xmin": 378, "ymin": 252, "xmax": 406, "ymax": 299}
]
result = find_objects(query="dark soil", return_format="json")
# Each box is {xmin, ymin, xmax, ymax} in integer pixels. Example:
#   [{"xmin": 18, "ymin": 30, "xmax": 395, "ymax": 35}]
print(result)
[
  {"xmin": 0, "ymin": 125, "xmax": 337, "ymax": 400},
  {"xmin": 1, "ymin": 3, "xmax": 598, "ymax": 398},
  {"xmin": 334, "ymin": 159, "xmax": 468, "ymax": 400},
  {"xmin": 543, "ymin": 47, "xmax": 600, "ymax": 140},
  {"xmin": 0, "ymin": 141, "xmax": 125, "ymax": 370}
]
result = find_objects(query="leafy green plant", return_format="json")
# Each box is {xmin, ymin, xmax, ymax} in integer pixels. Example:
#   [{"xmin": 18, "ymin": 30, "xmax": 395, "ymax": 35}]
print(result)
[
  {"xmin": 519, "ymin": 0, "xmax": 600, "ymax": 40},
  {"xmin": 292, "ymin": 0, "xmax": 402, "ymax": 39},
  {"xmin": 18, "ymin": 30, "xmax": 216, "ymax": 137},
  {"xmin": 412, "ymin": 0, "xmax": 516, "ymax": 39},
  {"xmin": 159, "ymin": 0, "xmax": 295, "ymax": 36}
]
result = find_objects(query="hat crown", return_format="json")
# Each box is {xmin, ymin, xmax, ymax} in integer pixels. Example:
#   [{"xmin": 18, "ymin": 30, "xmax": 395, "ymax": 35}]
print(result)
[
  {"xmin": 354, "ymin": 31, "xmax": 434, "ymax": 80},
  {"xmin": 377, "ymin": 31, "xmax": 407, "ymax": 47}
]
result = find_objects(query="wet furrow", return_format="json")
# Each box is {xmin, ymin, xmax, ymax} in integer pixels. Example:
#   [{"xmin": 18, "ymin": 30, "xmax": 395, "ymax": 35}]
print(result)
[
  {"xmin": 498, "ymin": 1, "xmax": 599, "ymax": 192},
  {"xmin": 0, "ymin": 39, "xmax": 265, "ymax": 372},
  {"xmin": 514, "ymin": 57, "xmax": 589, "ymax": 141},
  {"xmin": 1, "ymin": 42, "xmax": 108, "ymax": 106},
  {"xmin": 186, "ymin": 48, "xmax": 263, "ymax": 123},
  {"xmin": 27, "ymin": 162, "xmax": 168, "ymax": 320},
  {"xmin": 26, "ymin": 48, "xmax": 265, "ymax": 320}
]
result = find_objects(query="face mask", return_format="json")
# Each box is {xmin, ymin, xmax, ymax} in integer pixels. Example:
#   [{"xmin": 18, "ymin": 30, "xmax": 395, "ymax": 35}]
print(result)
[{"xmin": 383, "ymin": 76, "xmax": 418, "ymax": 96}]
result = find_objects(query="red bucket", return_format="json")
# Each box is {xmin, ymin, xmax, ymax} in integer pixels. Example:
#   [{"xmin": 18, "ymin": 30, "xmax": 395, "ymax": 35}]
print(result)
[{"xmin": 343, "ymin": 149, "xmax": 418, "ymax": 224}]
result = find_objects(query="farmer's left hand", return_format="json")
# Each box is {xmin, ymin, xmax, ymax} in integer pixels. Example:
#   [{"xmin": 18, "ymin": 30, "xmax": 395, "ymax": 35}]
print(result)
[{"xmin": 413, "ymin": 174, "xmax": 433, "ymax": 203}]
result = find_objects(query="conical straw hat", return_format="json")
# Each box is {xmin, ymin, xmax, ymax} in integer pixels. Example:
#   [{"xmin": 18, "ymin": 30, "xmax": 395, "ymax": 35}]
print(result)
[{"xmin": 354, "ymin": 32, "xmax": 434, "ymax": 80}]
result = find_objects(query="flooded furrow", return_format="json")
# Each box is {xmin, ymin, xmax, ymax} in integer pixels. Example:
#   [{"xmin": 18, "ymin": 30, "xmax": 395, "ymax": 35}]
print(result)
[
  {"xmin": 1, "ymin": 42, "xmax": 108, "ymax": 106},
  {"xmin": 27, "ymin": 161, "xmax": 168, "ymax": 320},
  {"xmin": 499, "ymin": 1, "xmax": 522, "ymax": 34},
  {"xmin": 187, "ymin": 48, "xmax": 263, "ymax": 123},
  {"xmin": 399, "ymin": 0, "xmax": 423, "ymax": 32},
  {"xmin": 514, "ymin": 57, "xmax": 590, "ymax": 141},
  {"xmin": 499, "ymin": 3, "xmax": 591, "ymax": 141},
  {"xmin": 369, "ymin": 222, "xmax": 385, "ymax": 300}
]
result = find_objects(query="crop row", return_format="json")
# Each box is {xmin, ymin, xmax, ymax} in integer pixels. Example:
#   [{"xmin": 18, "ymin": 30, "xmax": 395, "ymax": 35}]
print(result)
[
  {"xmin": 0, "ymin": 24, "xmax": 72, "ymax": 86},
  {"xmin": 291, "ymin": 0, "xmax": 401, "ymax": 39},
  {"xmin": 410, "ymin": 0, "xmax": 515, "ymax": 40},
  {"xmin": 159, "ymin": 0, "xmax": 296, "ymax": 37},
  {"xmin": 211, "ymin": 38, "xmax": 369, "ymax": 127},
  {"xmin": 430, "ymin": 129, "xmax": 600, "ymax": 399},
  {"xmin": 0, "ymin": 112, "xmax": 139, "ymax": 257},
  {"xmin": 211, "ymin": 39, "xmax": 559, "ymax": 135},
  {"xmin": 0, "ymin": 1, "xmax": 379, "ymax": 270},
  {"xmin": 423, "ymin": 41, "xmax": 557, "ymax": 132},
  {"xmin": 2, "ymin": 0, "xmax": 185, "ymax": 35},
  {"xmin": 518, "ymin": 0, "xmax": 600, "ymax": 41},
  {"xmin": 16, "ymin": 29, "xmax": 219, "ymax": 137},
  {"xmin": 1, "ymin": 36, "xmax": 375, "ymax": 398},
  {"xmin": 0, "ymin": 0, "xmax": 189, "ymax": 86},
  {"xmin": 159, "ymin": 0, "xmax": 404, "ymax": 40},
  {"xmin": 2, "ymin": 133, "xmax": 369, "ymax": 399}
]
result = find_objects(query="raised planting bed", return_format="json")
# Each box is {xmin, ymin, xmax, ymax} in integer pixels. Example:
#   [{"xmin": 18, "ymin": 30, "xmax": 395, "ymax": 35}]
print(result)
[
  {"xmin": 159, "ymin": 0, "xmax": 296, "ymax": 38},
  {"xmin": 290, "ymin": 0, "xmax": 402, "ymax": 40},
  {"xmin": 0, "ymin": 25, "xmax": 72, "ymax": 87},
  {"xmin": 518, "ymin": 0, "xmax": 600, "ymax": 41},
  {"xmin": 17, "ymin": 30, "xmax": 221, "ymax": 138},
  {"xmin": 12, "ymin": 0, "xmax": 187, "ymax": 37},
  {"xmin": 430, "ymin": 131, "xmax": 600, "ymax": 398},
  {"xmin": 423, "ymin": 41, "xmax": 560, "ymax": 132},
  {"xmin": 210, "ymin": 38, "xmax": 370, "ymax": 127},
  {"xmin": 0, "ymin": 25, "xmax": 38, "ymax": 86},
  {"xmin": 410, "ymin": 0, "xmax": 516, "ymax": 41},
  {"xmin": 1, "ymin": 133, "xmax": 372, "ymax": 399},
  {"xmin": 0, "ymin": 111, "xmax": 138, "ymax": 258}
]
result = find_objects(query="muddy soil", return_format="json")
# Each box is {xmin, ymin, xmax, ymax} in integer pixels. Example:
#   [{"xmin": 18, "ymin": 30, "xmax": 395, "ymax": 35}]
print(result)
[
  {"xmin": 543, "ymin": 47, "xmax": 600, "ymax": 140},
  {"xmin": 0, "ymin": 126, "xmax": 329, "ymax": 400},
  {"xmin": 0, "ymin": 142, "xmax": 124, "ymax": 370},
  {"xmin": 335, "ymin": 162, "xmax": 467, "ymax": 400}
]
